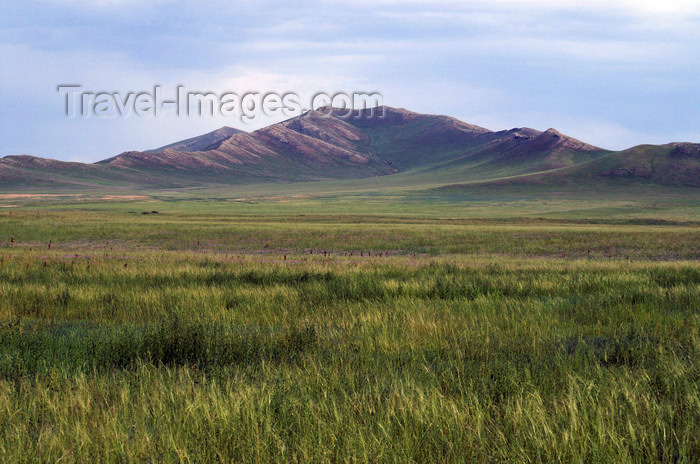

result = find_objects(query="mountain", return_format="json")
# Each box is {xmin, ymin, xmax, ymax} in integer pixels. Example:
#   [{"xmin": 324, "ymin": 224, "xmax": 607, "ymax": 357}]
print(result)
[
  {"xmin": 96, "ymin": 110, "xmax": 397, "ymax": 182},
  {"xmin": 96, "ymin": 106, "xmax": 609, "ymax": 183},
  {"xmin": 0, "ymin": 106, "xmax": 697, "ymax": 191}
]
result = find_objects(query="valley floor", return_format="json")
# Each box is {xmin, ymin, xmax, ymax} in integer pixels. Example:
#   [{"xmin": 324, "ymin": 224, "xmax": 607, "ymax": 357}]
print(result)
[{"xmin": 1, "ymin": 198, "xmax": 699, "ymax": 462}]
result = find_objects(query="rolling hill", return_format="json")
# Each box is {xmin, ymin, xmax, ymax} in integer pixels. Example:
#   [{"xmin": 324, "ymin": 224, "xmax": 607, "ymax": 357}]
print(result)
[
  {"xmin": 436, "ymin": 142, "xmax": 700, "ymax": 192},
  {"xmin": 0, "ymin": 106, "xmax": 697, "ymax": 192}
]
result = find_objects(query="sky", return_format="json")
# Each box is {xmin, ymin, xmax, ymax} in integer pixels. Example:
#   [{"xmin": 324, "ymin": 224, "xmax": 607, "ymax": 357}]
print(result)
[{"xmin": 1, "ymin": 0, "xmax": 699, "ymax": 163}]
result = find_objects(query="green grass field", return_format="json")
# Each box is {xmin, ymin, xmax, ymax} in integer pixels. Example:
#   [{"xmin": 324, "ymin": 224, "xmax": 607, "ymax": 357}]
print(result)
[{"xmin": 1, "ymin": 193, "xmax": 699, "ymax": 462}]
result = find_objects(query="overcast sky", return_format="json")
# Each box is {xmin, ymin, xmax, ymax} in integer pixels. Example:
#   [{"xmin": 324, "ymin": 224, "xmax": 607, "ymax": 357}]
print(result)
[{"xmin": 1, "ymin": 0, "xmax": 699, "ymax": 162}]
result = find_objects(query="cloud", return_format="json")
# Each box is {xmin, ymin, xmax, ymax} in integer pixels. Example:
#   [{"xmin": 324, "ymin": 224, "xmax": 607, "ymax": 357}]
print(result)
[
  {"xmin": 1, "ymin": 0, "xmax": 698, "ymax": 161},
  {"xmin": 360, "ymin": 0, "xmax": 700, "ymax": 16}
]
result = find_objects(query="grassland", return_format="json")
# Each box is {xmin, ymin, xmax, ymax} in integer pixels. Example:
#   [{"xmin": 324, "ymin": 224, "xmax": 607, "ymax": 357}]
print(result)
[{"xmin": 1, "ymin": 195, "xmax": 699, "ymax": 462}]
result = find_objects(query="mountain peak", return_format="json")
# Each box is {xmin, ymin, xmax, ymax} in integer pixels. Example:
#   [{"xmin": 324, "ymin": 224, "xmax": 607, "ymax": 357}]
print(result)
[
  {"xmin": 315, "ymin": 105, "xmax": 424, "ymax": 126},
  {"xmin": 531, "ymin": 128, "xmax": 602, "ymax": 152},
  {"xmin": 146, "ymin": 126, "xmax": 244, "ymax": 153}
]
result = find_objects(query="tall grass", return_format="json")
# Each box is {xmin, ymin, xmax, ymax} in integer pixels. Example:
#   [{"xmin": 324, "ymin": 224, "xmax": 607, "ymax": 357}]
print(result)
[{"xmin": 1, "ymin": 211, "xmax": 699, "ymax": 461}]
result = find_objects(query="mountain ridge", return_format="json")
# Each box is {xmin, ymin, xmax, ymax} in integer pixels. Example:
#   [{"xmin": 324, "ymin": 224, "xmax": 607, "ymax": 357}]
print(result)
[{"xmin": 1, "ymin": 106, "xmax": 698, "ymax": 190}]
